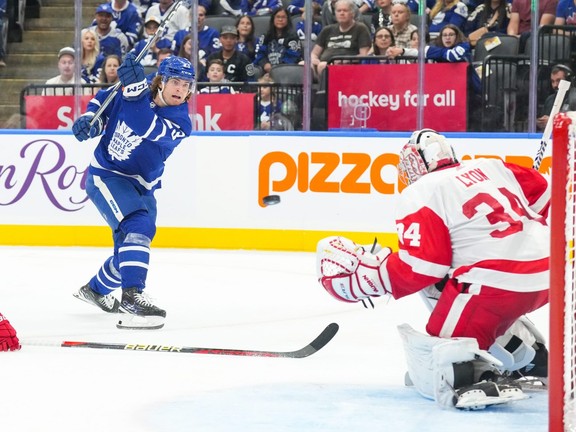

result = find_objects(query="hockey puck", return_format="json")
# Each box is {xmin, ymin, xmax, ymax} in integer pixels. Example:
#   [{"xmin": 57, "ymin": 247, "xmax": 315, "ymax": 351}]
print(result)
[{"xmin": 262, "ymin": 194, "xmax": 281, "ymax": 206}]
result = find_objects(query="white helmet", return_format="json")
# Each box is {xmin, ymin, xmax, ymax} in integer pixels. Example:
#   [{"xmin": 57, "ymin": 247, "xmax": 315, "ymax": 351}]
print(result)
[{"xmin": 398, "ymin": 129, "xmax": 458, "ymax": 185}]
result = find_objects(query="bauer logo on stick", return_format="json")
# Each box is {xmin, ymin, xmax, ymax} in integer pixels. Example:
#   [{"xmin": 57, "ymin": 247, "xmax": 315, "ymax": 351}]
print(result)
[{"xmin": 262, "ymin": 195, "xmax": 281, "ymax": 206}]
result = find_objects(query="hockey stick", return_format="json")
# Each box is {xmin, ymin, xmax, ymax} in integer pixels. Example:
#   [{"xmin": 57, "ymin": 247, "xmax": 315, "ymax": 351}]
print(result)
[
  {"xmin": 22, "ymin": 322, "xmax": 339, "ymax": 359},
  {"xmin": 88, "ymin": 0, "xmax": 184, "ymax": 127},
  {"xmin": 533, "ymin": 79, "xmax": 571, "ymax": 170}
]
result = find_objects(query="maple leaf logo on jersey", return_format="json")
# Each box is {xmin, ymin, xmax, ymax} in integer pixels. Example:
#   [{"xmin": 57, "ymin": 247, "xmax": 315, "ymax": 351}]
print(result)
[{"xmin": 108, "ymin": 121, "xmax": 143, "ymax": 161}]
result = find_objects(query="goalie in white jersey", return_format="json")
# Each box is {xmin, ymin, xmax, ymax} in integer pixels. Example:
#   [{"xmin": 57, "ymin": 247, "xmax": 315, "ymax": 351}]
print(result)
[{"xmin": 317, "ymin": 129, "xmax": 550, "ymax": 409}]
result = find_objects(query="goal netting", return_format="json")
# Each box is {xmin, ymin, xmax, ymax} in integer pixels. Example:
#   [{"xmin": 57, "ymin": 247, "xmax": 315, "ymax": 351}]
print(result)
[{"xmin": 550, "ymin": 112, "xmax": 576, "ymax": 432}]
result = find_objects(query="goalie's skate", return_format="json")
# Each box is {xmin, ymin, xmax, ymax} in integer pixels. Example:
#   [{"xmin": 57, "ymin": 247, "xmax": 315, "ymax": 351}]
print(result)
[
  {"xmin": 73, "ymin": 284, "xmax": 120, "ymax": 313},
  {"xmin": 117, "ymin": 288, "xmax": 166, "ymax": 330},
  {"xmin": 454, "ymin": 381, "xmax": 528, "ymax": 410}
]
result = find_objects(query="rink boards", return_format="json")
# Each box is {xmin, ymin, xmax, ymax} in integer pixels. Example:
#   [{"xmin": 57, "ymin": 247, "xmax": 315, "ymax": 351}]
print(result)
[{"xmin": 0, "ymin": 131, "xmax": 549, "ymax": 251}]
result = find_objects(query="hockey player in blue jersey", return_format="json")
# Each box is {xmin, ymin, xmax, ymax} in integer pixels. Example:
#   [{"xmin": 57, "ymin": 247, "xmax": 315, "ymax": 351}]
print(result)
[{"xmin": 71, "ymin": 54, "xmax": 194, "ymax": 329}]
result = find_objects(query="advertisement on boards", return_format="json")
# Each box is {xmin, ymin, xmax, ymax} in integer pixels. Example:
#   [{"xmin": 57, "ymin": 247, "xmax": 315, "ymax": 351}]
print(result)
[
  {"xmin": 24, "ymin": 93, "xmax": 256, "ymax": 131},
  {"xmin": 327, "ymin": 63, "xmax": 468, "ymax": 132}
]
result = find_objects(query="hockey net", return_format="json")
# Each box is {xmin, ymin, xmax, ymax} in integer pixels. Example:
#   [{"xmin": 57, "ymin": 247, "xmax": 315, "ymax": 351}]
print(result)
[{"xmin": 550, "ymin": 112, "xmax": 576, "ymax": 432}]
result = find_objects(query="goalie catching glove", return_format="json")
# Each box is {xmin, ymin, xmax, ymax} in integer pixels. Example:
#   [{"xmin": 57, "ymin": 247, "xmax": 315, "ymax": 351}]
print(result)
[{"xmin": 316, "ymin": 236, "xmax": 392, "ymax": 303}]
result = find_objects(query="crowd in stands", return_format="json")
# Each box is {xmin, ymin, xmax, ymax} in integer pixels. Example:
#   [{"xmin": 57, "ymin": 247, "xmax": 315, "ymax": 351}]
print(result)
[{"xmin": 30, "ymin": 0, "xmax": 576, "ymax": 130}]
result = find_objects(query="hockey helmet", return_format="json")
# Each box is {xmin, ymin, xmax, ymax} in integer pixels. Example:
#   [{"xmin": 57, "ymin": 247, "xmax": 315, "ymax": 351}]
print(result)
[
  {"xmin": 398, "ymin": 129, "xmax": 458, "ymax": 185},
  {"xmin": 158, "ymin": 56, "xmax": 196, "ymax": 83}
]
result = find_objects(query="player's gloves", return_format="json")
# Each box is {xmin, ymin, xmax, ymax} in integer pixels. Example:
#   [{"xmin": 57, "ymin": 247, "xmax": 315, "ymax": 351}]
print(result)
[
  {"xmin": 118, "ymin": 52, "xmax": 145, "ymax": 86},
  {"xmin": 0, "ymin": 313, "xmax": 21, "ymax": 352},
  {"xmin": 72, "ymin": 113, "xmax": 104, "ymax": 142},
  {"xmin": 118, "ymin": 52, "xmax": 149, "ymax": 101},
  {"xmin": 316, "ymin": 236, "xmax": 392, "ymax": 303}
]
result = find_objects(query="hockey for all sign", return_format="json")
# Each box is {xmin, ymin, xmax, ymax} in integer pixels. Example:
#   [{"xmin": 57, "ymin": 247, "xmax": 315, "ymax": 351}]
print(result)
[{"xmin": 327, "ymin": 63, "xmax": 468, "ymax": 132}]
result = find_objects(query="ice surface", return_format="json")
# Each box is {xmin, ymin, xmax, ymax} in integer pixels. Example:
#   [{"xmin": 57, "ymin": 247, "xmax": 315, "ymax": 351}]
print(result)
[{"xmin": 0, "ymin": 247, "xmax": 548, "ymax": 432}]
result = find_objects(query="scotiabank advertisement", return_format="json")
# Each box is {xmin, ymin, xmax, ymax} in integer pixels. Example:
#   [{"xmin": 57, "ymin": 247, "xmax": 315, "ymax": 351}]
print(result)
[
  {"xmin": 327, "ymin": 63, "xmax": 468, "ymax": 132},
  {"xmin": 24, "ymin": 94, "xmax": 255, "ymax": 131}
]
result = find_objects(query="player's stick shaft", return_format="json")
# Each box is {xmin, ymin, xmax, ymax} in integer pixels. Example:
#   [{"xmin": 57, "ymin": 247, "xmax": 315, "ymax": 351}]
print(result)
[
  {"xmin": 89, "ymin": 0, "xmax": 184, "ymax": 127},
  {"xmin": 533, "ymin": 79, "xmax": 571, "ymax": 170}
]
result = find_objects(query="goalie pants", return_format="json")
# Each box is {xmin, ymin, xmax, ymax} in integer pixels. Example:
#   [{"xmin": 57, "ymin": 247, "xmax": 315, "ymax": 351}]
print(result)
[{"xmin": 426, "ymin": 279, "xmax": 548, "ymax": 350}]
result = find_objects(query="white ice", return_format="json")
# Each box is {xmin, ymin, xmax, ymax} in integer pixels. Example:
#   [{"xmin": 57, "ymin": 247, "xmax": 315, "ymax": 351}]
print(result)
[{"xmin": 0, "ymin": 247, "xmax": 548, "ymax": 432}]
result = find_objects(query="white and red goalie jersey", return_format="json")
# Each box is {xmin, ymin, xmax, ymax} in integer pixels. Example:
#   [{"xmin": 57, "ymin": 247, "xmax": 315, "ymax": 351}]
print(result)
[{"xmin": 385, "ymin": 158, "xmax": 550, "ymax": 300}]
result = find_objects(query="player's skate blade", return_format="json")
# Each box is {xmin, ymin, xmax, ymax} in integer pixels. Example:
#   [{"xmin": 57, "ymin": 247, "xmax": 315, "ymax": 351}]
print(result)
[
  {"xmin": 117, "ymin": 314, "xmax": 165, "ymax": 330},
  {"xmin": 73, "ymin": 284, "xmax": 120, "ymax": 313},
  {"xmin": 117, "ymin": 288, "xmax": 166, "ymax": 330}
]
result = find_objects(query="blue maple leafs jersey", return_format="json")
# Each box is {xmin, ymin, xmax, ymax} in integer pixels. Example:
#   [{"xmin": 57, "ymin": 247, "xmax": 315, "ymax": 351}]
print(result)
[{"xmin": 86, "ymin": 87, "xmax": 192, "ymax": 195}]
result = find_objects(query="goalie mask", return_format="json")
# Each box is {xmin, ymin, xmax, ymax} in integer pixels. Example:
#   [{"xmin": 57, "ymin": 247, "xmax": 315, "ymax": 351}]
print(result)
[{"xmin": 398, "ymin": 129, "xmax": 458, "ymax": 185}]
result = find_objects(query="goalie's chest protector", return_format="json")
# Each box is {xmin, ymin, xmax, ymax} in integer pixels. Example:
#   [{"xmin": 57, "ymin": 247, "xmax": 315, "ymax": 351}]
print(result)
[{"xmin": 396, "ymin": 158, "xmax": 549, "ymax": 292}]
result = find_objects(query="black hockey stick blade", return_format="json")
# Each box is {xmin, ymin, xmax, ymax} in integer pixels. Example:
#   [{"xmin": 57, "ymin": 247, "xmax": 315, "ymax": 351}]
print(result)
[{"xmin": 57, "ymin": 322, "xmax": 339, "ymax": 359}]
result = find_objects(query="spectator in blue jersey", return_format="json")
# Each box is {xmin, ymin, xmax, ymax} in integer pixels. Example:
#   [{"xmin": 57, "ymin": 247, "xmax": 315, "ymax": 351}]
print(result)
[
  {"xmin": 242, "ymin": 0, "xmax": 282, "ymax": 16},
  {"xmin": 131, "ymin": 16, "xmax": 172, "ymax": 67},
  {"xmin": 205, "ymin": 25, "xmax": 258, "ymax": 82},
  {"xmin": 256, "ymin": 73, "xmax": 281, "ymax": 129},
  {"xmin": 71, "ymin": 55, "xmax": 195, "ymax": 330},
  {"xmin": 199, "ymin": 58, "xmax": 238, "ymax": 93},
  {"xmin": 172, "ymin": 5, "xmax": 221, "ymax": 64},
  {"xmin": 294, "ymin": 3, "xmax": 323, "ymax": 42},
  {"xmin": 428, "ymin": 0, "xmax": 468, "ymax": 40},
  {"xmin": 145, "ymin": 0, "xmax": 190, "ymax": 41},
  {"xmin": 107, "ymin": 0, "xmax": 143, "ymax": 48},
  {"xmin": 88, "ymin": 3, "xmax": 130, "ymax": 58},
  {"xmin": 81, "ymin": 28, "xmax": 106, "ymax": 84},
  {"xmin": 254, "ymin": 7, "xmax": 302, "ymax": 75},
  {"xmin": 402, "ymin": 24, "xmax": 480, "ymax": 94},
  {"xmin": 236, "ymin": 15, "xmax": 258, "ymax": 61}
]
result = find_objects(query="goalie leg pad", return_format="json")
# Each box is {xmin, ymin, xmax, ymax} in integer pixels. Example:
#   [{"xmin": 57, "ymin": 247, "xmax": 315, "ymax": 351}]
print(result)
[{"xmin": 398, "ymin": 324, "xmax": 506, "ymax": 408}]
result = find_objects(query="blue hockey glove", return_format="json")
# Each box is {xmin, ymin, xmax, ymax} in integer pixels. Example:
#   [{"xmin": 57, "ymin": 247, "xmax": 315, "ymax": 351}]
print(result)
[
  {"xmin": 118, "ymin": 52, "xmax": 145, "ymax": 86},
  {"xmin": 72, "ymin": 114, "xmax": 104, "ymax": 142}
]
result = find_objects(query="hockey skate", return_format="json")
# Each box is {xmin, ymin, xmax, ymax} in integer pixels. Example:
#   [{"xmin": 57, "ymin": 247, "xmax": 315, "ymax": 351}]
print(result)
[
  {"xmin": 454, "ymin": 381, "xmax": 528, "ymax": 410},
  {"xmin": 117, "ymin": 288, "xmax": 166, "ymax": 330},
  {"xmin": 73, "ymin": 284, "xmax": 120, "ymax": 313}
]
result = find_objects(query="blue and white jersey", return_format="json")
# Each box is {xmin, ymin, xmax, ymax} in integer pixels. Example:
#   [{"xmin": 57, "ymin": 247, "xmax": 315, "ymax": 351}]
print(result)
[
  {"xmin": 429, "ymin": 2, "xmax": 468, "ymax": 35},
  {"xmin": 286, "ymin": 0, "xmax": 325, "ymax": 15},
  {"xmin": 254, "ymin": 32, "xmax": 302, "ymax": 67},
  {"xmin": 109, "ymin": 1, "xmax": 143, "ymax": 47},
  {"xmin": 85, "ymin": 87, "xmax": 192, "ymax": 195},
  {"xmin": 295, "ymin": 19, "xmax": 322, "ymax": 41},
  {"xmin": 89, "ymin": 25, "xmax": 130, "ymax": 58},
  {"xmin": 173, "ymin": 25, "xmax": 221, "ymax": 60}
]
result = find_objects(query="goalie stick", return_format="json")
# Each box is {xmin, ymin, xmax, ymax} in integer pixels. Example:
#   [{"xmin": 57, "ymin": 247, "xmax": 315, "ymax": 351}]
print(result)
[
  {"xmin": 22, "ymin": 322, "xmax": 339, "ymax": 359},
  {"xmin": 533, "ymin": 78, "xmax": 571, "ymax": 170}
]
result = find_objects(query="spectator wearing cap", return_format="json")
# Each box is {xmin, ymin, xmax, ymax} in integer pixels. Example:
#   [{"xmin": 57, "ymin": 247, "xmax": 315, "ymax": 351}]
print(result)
[
  {"xmin": 204, "ymin": 25, "xmax": 258, "ymax": 83},
  {"xmin": 86, "ymin": 3, "xmax": 130, "ymax": 58},
  {"xmin": 42, "ymin": 47, "xmax": 88, "ymax": 96},
  {"xmin": 130, "ymin": 15, "xmax": 172, "ymax": 67},
  {"xmin": 106, "ymin": 0, "xmax": 143, "ymax": 48},
  {"xmin": 145, "ymin": 0, "xmax": 190, "ymax": 41},
  {"xmin": 172, "ymin": 5, "xmax": 221, "ymax": 63}
]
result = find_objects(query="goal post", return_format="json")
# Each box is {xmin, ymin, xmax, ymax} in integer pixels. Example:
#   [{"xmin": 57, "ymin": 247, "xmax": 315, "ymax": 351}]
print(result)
[{"xmin": 550, "ymin": 112, "xmax": 576, "ymax": 432}]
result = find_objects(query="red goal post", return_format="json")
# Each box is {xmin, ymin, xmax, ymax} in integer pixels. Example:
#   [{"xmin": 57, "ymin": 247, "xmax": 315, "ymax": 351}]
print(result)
[{"xmin": 550, "ymin": 112, "xmax": 576, "ymax": 432}]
